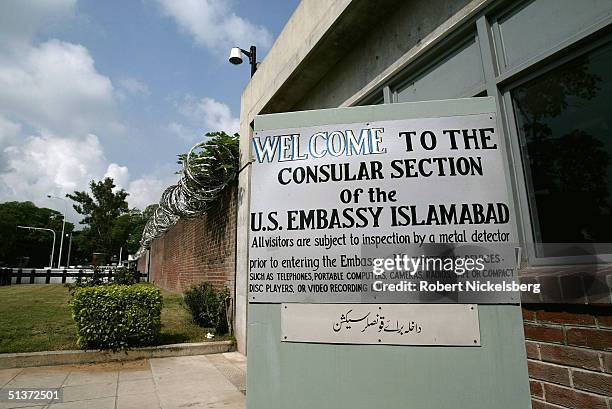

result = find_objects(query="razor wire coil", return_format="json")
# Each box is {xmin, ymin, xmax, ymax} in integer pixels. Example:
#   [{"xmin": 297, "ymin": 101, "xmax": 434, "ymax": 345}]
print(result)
[{"xmin": 135, "ymin": 139, "xmax": 238, "ymax": 258}]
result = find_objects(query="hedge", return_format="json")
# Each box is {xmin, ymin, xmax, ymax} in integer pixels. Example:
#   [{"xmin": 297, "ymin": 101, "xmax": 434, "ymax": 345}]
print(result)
[
  {"xmin": 71, "ymin": 284, "xmax": 162, "ymax": 351},
  {"xmin": 183, "ymin": 283, "xmax": 230, "ymax": 334}
]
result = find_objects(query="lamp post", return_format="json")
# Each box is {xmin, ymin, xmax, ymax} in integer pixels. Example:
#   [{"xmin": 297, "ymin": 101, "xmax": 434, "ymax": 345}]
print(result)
[
  {"xmin": 228, "ymin": 45, "xmax": 257, "ymax": 77},
  {"xmin": 66, "ymin": 232, "xmax": 73, "ymax": 267},
  {"xmin": 47, "ymin": 195, "xmax": 67, "ymax": 268},
  {"xmin": 17, "ymin": 226, "xmax": 56, "ymax": 269}
]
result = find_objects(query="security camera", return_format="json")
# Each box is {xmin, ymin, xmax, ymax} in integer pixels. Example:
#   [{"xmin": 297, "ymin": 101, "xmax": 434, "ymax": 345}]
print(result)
[
  {"xmin": 229, "ymin": 45, "xmax": 257, "ymax": 77},
  {"xmin": 229, "ymin": 47, "xmax": 243, "ymax": 65}
]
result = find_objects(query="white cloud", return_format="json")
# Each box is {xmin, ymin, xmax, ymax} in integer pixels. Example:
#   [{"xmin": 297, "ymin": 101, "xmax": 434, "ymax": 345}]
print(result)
[
  {"xmin": 0, "ymin": 0, "xmax": 175, "ymax": 218},
  {"xmin": 117, "ymin": 77, "xmax": 150, "ymax": 98},
  {"xmin": 0, "ymin": 134, "xmax": 105, "ymax": 195},
  {"xmin": 0, "ymin": 133, "xmax": 108, "ymax": 221},
  {"xmin": 169, "ymin": 96, "xmax": 239, "ymax": 141},
  {"xmin": 104, "ymin": 163, "xmax": 130, "ymax": 190},
  {"xmin": 167, "ymin": 121, "xmax": 196, "ymax": 141},
  {"xmin": 156, "ymin": 0, "xmax": 272, "ymax": 54},
  {"xmin": 0, "ymin": 0, "xmax": 76, "ymax": 48},
  {"xmin": 0, "ymin": 0, "xmax": 145, "ymax": 217},
  {"xmin": 0, "ymin": 131, "xmax": 172, "ymax": 217},
  {"xmin": 0, "ymin": 39, "xmax": 122, "ymax": 138},
  {"xmin": 0, "ymin": 115, "xmax": 21, "ymax": 148},
  {"xmin": 127, "ymin": 175, "xmax": 174, "ymax": 211},
  {"xmin": 191, "ymin": 97, "xmax": 239, "ymax": 134}
]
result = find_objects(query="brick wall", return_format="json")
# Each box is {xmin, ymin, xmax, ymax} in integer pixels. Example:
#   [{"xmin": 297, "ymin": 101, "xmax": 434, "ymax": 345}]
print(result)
[
  {"xmin": 137, "ymin": 251, "xmax": 147, "ymax": 277},
  {"xmin": 140, "ymin": 185, "xmax": 237, "ymax": 294},
  {"xmin": 523, "ymin": 305, "xmax": 612, "ymax": 408}
]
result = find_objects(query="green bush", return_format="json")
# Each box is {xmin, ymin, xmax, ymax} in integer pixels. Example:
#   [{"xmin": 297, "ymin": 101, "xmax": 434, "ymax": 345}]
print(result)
[
  {"xmin": 78, "ymin": 267, "xmax": 105, "ymax": 286},
  {"xmin": 71, "ymin": 284, "xmax": 162, "ymax": 351},
  {"xmin": 183, "ymin": 283, "xmax": 230, "ymax": 334},
  {"xmin": 113, "ymin": 267, "xmax": 138, "ymax": 285},
  {"xmin": 66, "ymin": 267, "xmax": 106, "ymax": 295}
]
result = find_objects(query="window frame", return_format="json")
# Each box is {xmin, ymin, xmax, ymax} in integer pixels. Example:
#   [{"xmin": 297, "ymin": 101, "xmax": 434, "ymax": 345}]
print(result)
[
  {"xmin": 389, "ymin": 30, "xmax": 486, "ymax": 103},
  {"xmin": 355, "ymin": 0, "xmax": 612, "ymax": 267},
  {"xmin": 500, "ymin": 32, "xmax": 612, "ymax": 266}
]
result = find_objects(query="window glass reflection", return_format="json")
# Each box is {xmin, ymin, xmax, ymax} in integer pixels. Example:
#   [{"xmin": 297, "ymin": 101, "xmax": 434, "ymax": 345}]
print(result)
[{"xmin": 512, "ymin": 42, "xmax": 612, "ymax": 257}]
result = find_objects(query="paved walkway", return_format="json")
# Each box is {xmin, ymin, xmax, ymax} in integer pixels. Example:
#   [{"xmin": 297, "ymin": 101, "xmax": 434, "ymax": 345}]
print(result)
[{"xmin": 0, "ymin": 353, "xmax": 246, "ymax": 409}]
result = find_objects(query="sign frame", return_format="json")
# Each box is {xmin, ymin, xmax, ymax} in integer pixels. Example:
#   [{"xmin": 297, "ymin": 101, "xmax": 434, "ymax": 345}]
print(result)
[
  {"xmin": 281, "ymin": 303, "xmax": 481, "ymax": 346},
  {"xmin": 247, "ymin": 98, "xmax": 530, "ymax": 409}
]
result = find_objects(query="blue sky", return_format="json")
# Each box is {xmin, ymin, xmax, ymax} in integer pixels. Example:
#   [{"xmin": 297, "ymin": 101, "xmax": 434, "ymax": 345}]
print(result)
[{"xmin": 0, "ymin": 0, "xmax": 298, "ymax": 220}]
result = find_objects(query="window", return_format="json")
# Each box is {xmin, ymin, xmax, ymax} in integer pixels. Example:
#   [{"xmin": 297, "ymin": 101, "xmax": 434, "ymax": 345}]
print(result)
[
  {"xmin": 494, "ymin": 0, "xmax": 612, "ymax": 72},
  {"xmin": 393, "ymin": 34, "xmax": 485, "ymax": 103},
  {"xmin": 356, "ymin": 0, "xmax": 612, "ymax": 263},
  {"xmin": 511, "ymin": 41, "xmax": 612, "ymax": 257}
]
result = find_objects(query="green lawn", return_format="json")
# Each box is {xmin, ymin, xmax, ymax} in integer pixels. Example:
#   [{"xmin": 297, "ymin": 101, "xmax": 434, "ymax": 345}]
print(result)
[{"xmin": 0, "ymin": 284, "xmax": 223, "ymax": 353}]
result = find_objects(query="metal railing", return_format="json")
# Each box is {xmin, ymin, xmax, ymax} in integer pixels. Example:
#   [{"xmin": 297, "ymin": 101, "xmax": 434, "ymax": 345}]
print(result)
[{"xmin": 0, "ymin": 268, "xmax": 147, "ymax": 285}]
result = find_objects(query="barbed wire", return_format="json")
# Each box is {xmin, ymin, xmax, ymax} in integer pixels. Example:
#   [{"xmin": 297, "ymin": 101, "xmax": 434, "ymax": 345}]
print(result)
[{"xmin": 134, "ymin": 139, "xmax": 238, "ymax": 259}]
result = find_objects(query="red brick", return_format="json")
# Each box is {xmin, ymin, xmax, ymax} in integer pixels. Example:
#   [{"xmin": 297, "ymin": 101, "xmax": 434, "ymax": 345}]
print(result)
[
  {"xmin": 596, "ymin": 314, "xmax": 612, "ymax": 328},
  {"xmin": 567, "ymin": 327, "xmax": 612, "ymax": 350},
  {"xmin": 571, "ymin": 370, "xmax": 612, "ymax": 395},
  {"xmin": 543, "ymin": 383, "xmax": 608, "ymax": 409},
  {"xmin": 528, "ymin": 360, "xmax": 571, "ymax": 386},
  {"xmin": 604, "ymin": 352, "xmax": 612, "ymax": 373},
  {"xmin": 530, "ymin": 399, "xmax": 561, "ymax": 409},
  {"xmin": 140, "ymin": 185, "xmax": 237, "ymax": 294},
  {"xmin": 524, "ymin": 324, "xmax": 565, "ymax": 344},
  {"xmin": 539, "ymin": 343, "xmax": 601, "ymax": 371},
  {"xmin": 530, "ymin": 380, "xmax": 544, "ymax": 398},
  {"xmin": 538, "ymin": 310, "xmax": 596, "ymax": 326},
  {"xmin": 525, "ymin": 341, "xmax": 540, "ymax": 359},
  {"xmin": 523, "ymin": 308, "xmax": 537, "ymax": 322}
]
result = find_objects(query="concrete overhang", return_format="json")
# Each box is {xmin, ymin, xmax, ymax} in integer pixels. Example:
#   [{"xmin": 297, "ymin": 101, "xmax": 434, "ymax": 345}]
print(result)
[{"xmin": 240, "ymin": 0, "xmax": 401, "ymax": 123}]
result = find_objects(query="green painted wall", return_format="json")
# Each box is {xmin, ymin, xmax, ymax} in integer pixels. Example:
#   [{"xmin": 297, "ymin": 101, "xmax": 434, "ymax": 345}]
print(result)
[
  {"xmin": 248, "ymin": 304, "xmax": 530, "ymax": 409},
  {"xmin": 247, "ymin": 98, "xmax": 531, "ymax": 409}
]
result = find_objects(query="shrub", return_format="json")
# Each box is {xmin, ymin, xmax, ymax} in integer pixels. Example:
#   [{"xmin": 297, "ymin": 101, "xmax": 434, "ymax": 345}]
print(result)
[
  {"xmin": 183, "ymin": 283, "xmax": 231, "ymax": 334},
  {"xmin": 113, "ymin": 267, "xmax": 138, "ymax": 285},
  {"xmin": 66, "ymin": 267, "xmax": 106, "ymax": 295},
  {"xmin": 71, "ymin": 284, "xmax": 162, "ymax": 351},
  {"xmin": 79, "ymin": 266, "xmax": 105, "ymax": 286}
]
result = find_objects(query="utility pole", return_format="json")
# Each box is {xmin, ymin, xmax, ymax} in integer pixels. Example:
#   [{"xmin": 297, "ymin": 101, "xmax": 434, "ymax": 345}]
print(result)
[
  {"xmin": 66, "ymin": 232, "xmax": 73, "ymax": 267},
  {"xmin": 47, "ymin": 195, "xmax": 68, "ymax": 268},
  {"xmin": 17, "ymin": 226, "xmax": 56, "ymax": 268}
]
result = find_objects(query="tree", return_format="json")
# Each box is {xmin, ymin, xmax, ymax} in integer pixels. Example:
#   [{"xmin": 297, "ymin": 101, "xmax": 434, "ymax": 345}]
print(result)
[
  {"xmin": 67, "ymin": 178, "xmax": 129, "ymax": 259},
  {"xmin": 111, "ymin": 204, "xmax": 157, "ymax": 255},
  {"xmin": 69, "ymin": 227, "xmax": 96, "ymax": 266},
  {"xmin": 175, "ymin": 131, "xmax": 239, "ymax": 214},
  {"xmin": 0, "ymin": 201, "xmax": 74, "ymax": 267}
]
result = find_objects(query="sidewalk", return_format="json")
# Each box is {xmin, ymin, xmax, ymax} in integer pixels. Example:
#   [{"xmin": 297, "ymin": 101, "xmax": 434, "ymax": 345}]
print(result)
[{"xmin": 0, "ymin": 352, "xmax": 246, "ymax": 409}]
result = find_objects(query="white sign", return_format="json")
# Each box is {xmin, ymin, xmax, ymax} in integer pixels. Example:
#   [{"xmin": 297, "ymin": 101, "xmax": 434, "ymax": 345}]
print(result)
[
  {"xmin": 249, "ymin": 110, "xmax": 517, "ymax": 303},
  {"xmin": 281, "ymin": 304, "xmax": 481, "ymax": 346}
]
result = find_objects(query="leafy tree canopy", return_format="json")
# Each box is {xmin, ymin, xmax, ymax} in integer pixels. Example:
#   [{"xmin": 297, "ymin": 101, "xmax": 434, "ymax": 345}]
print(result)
[
  {"xmin": 0, "ymin": 201, "xmax": 74, "ymax": 267},
  {"xmin": 67, "ymin": 178, "xmax": 129, "ymax": 259},
  {"xmin": 112, "ymin": 204, "xmax": 158, "ymax": 255}
]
